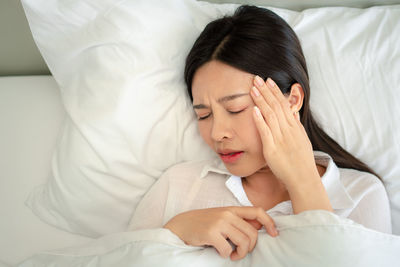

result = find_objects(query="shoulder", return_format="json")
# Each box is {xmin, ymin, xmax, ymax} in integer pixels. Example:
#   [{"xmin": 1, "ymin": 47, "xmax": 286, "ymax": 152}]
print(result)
[
  {"xmin": 338, "ymin": 167, "xmax": 392, "ymax": 233},
  {"xmin": 338, "ymin": 167, "xmax": 387, "ymax": 202},
  {"xmin": 339, "ymin": 168, "xmax": 384, "ymax": 189}
]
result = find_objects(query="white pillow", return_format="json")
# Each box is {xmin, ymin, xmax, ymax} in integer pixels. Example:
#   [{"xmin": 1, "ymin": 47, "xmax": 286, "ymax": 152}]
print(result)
[{"xmin": 21, "ymin": 0, "xmax": 400, "ymax": 237}]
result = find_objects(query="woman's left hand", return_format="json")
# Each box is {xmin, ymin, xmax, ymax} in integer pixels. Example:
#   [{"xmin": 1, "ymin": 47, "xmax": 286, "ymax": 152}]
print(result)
[
  {"xmin": 250, "ymin": 76, "xmax": 317, "ymax": 186},
  {"xmin": 250, "ymin": 76, "xmax": 332, "ymax": 213}
]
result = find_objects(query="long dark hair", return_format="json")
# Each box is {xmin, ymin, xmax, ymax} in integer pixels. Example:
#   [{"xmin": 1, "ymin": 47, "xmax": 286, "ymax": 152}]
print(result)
[{"xmin": 184, "ymin": 5, "xmax": 381, "ymax": 180}]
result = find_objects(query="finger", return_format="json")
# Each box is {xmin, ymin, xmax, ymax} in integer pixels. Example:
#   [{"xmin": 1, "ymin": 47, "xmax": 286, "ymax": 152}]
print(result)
[
  {"xmin": 265, "ymin": 78, "xmax": 309, "ymax": 149},
  {"xmin": 211, "ymin": 234, "xmax": 234, "ymax": 259},
  {"xmin": 229, "ymin": 215, "xmax": 259, "ymax": 252},
  {"xmin": 266, "ymin": 77, "xmax": 297, "ymax": 127},
  {"xmin": 254, "ymin": 76, "xmax": 288, "ymax": 134},
  {"xmin": 244, "ymin": 219, "xmax": 263, "ymax": 230},
  {"xmin": 232, "ymin": 207, "xmax": 279, "ymax": 237},
  {"xmin": 251, "ymin": 86, "xmax": 282, "ymax": 140},
  {"xmin": 223, "ymin": 224, "xmax": 250, "ymax": 261},
  {"xmin": 253, "ymin": 106, "xmax": 274, "ymax": 149},
  {"xmin": 294, "ymin": 114, "xmax": 309, "ymax": 139}
]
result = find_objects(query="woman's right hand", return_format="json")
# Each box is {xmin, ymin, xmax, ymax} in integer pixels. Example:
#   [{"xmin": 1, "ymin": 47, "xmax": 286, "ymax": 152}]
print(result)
[{"xmin": 163, "ymin": 206, "xmax": 278, "ymax": 261}]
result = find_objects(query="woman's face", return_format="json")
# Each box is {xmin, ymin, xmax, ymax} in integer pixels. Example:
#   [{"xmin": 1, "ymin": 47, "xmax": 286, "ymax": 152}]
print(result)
[{"xmin": 192, "ymin": 60, "xmax": 266, "ymax": 177}]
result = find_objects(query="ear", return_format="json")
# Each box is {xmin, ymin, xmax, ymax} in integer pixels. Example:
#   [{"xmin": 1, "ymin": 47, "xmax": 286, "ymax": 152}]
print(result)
[{"xmin": 285, "ymin": 83, "xmax": 304, "ymax": 113}]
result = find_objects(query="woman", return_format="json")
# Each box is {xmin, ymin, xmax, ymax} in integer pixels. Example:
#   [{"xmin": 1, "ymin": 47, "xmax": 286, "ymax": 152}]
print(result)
[{"xmin": 128, "ymin": 5, "xmax": 392, "ymax": 261}]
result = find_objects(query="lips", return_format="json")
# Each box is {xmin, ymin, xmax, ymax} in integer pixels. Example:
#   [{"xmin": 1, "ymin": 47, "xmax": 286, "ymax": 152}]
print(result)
[
  {"xmin": 218, "ymin": 150, "xmax": 244, "ymax": 163},
  {"xmin": 217, "ymin": 149, "xmax": 243, "ymax": 156}
]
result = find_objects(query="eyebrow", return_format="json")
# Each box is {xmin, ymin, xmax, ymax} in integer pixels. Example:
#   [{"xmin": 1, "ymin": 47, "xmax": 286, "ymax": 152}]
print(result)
[{"xmin": 193, "ymin": 93, "xmax": 249, "ymax": 109}]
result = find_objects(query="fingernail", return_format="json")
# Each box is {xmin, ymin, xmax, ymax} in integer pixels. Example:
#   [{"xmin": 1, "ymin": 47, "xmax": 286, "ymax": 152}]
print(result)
[
  {"xmin": 254, "ymin": 75, "xmax": 264, "ymax": 87},
  {"xmin": 272, "ymin": 227, "xmax": 279, "ymax": 236},
  {"xmin": 267, "ymin": 77, "xmax": 275, "ymax": 88},
  {"xmin": 251, "ymin": 86, "xmax": 260, "ymax": 97}
]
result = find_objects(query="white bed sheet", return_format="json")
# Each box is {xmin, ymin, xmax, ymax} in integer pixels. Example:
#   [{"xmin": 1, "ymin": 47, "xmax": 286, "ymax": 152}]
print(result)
[
  {"xmin": 0, "ymin": 76, "xmax": 92, "ymax": 266},
  {"xmin": 18, "ymin": 211, "xmax": 400, "ymax": 267}
]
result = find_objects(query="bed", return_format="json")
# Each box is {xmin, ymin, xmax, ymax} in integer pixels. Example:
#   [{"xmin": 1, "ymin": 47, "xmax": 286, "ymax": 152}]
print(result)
[{"xmin": 1, "ymin": 0, "xmax": 400, "ymax": 266}]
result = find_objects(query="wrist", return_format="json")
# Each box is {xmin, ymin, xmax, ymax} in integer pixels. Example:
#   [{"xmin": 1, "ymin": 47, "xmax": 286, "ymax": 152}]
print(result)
[
  {"xmin": 284, "ymin": 169, "xmax": 321, "ymax": 191},
  {"xmin": 285, "ymin": 172, "xmax": 333, "ymax": 214}
]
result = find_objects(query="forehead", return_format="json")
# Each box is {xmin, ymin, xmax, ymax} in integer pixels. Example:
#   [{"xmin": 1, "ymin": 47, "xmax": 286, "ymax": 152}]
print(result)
[{"xmin": 192, "ymin": 60, "xmax": 254, "ymax": 102}]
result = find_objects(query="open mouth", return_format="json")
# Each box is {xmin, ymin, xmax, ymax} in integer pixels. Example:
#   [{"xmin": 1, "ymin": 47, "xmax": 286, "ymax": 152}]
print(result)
[
  {"xmin": 221, "ymin": 152, "xmax": 242, "ymax": 156},
  {"xmin": 219, "ymin": 151, "xmax": 244, "ymax": 163}
]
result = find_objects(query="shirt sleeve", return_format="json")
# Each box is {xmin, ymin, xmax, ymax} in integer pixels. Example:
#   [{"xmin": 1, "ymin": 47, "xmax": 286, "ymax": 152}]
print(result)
[
  {"xmin": 127, "ymin": 170, "xmax": 170, "ymax": 231},
  {"xmin": 347, "ymin": 177, "xmax": 392, "ymax": 234}
]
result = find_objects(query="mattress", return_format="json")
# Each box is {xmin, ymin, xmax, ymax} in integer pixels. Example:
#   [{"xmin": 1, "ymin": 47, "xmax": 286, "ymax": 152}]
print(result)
[{"xmin": 0, "ymin": 76, "xmax": 92, "ymax": 266}]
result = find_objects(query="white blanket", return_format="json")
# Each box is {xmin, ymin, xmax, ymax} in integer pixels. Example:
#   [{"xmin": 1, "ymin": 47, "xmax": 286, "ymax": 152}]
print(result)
[{"xmin": 17, "ymin": 211, "xmax": 400, "ymax": 267}]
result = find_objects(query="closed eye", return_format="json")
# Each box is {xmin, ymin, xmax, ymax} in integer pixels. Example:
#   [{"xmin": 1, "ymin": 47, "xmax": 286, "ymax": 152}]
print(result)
[
  {"xmin": 229, "ymin": 110, "xmax": 244, "ymax": 114},
  {"xmin": 198, "ymin": 114, "xmax": 210, "ymax": 121},
  {"xmin": 198, "ymin": 109, "xmax": 245, "ymax": 121}
]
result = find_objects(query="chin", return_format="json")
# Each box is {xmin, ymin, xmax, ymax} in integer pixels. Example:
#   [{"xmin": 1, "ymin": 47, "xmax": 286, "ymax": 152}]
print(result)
[
  {"xmin": 225, "ymin": 163, "xmax": 259, "ymax": 178},
  {"xmin": 219, "ymin": 151, "xmax": 267, "ymax": 177}
]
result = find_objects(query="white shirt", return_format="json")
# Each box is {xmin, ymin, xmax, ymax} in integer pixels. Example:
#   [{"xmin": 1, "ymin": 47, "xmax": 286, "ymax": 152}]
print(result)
[{"xmin": 128, "ymin": 151, "xmax": 392, "ymax": 234}]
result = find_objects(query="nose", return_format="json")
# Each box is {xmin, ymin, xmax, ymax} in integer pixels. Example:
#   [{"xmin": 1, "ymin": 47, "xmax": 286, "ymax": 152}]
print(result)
[{"xmin": 210, "ymin": 113, "xmax": 232, "ymax": 142}]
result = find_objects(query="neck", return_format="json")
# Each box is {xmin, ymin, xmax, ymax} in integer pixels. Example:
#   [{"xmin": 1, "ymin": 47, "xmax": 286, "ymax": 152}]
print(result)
[
  {"xmin": 242, "ymin": 164, "xmax": 326, "ymax": 211},
  {"xmin": 242, "ymin": 166, "xmax": 290, "ymax": 211}
]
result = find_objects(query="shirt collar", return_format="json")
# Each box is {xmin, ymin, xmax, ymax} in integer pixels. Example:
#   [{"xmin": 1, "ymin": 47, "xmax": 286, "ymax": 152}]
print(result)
[
  {"xmin": 200, "ymin": 151, "xmax": 355, "ymax": 211},
  {"xmin": 199, "ymin": 156, "xmax": 230, "ymax": 179}
]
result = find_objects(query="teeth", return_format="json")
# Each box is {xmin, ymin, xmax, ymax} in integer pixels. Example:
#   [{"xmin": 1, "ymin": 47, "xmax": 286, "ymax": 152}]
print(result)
[
  {"xmin": 221, "ymin": 151, "xmax": 241, "ymax": 156},
  {"xmin": 223, "ymin": 152, "xmax": 237, "ymax": 156}
]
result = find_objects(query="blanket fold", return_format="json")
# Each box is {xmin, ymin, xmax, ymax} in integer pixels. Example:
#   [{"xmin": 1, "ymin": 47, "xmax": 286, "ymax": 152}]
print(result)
[{"xmin": 18, "ymin": 211, "xmax": 400, "ymax": 267}]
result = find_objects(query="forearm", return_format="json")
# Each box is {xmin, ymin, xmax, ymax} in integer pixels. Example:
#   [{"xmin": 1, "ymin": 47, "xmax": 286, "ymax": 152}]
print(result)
[{"xmin": 285, "ymin": 172, "xmax": 333, "ymax": 214}]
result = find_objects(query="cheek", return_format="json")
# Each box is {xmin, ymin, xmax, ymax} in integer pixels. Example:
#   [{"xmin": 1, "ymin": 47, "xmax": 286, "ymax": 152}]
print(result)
[
  {"xmin": 238, "ymin": 110, "xmax": 263, "ymax": 151},
  {"xmin": 198, "ymin": 122, "xmax": 212, "ymax": 147},
  {"xmin": 240, "ymin": 112, "xmax": 267, "ymax": 173}
]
